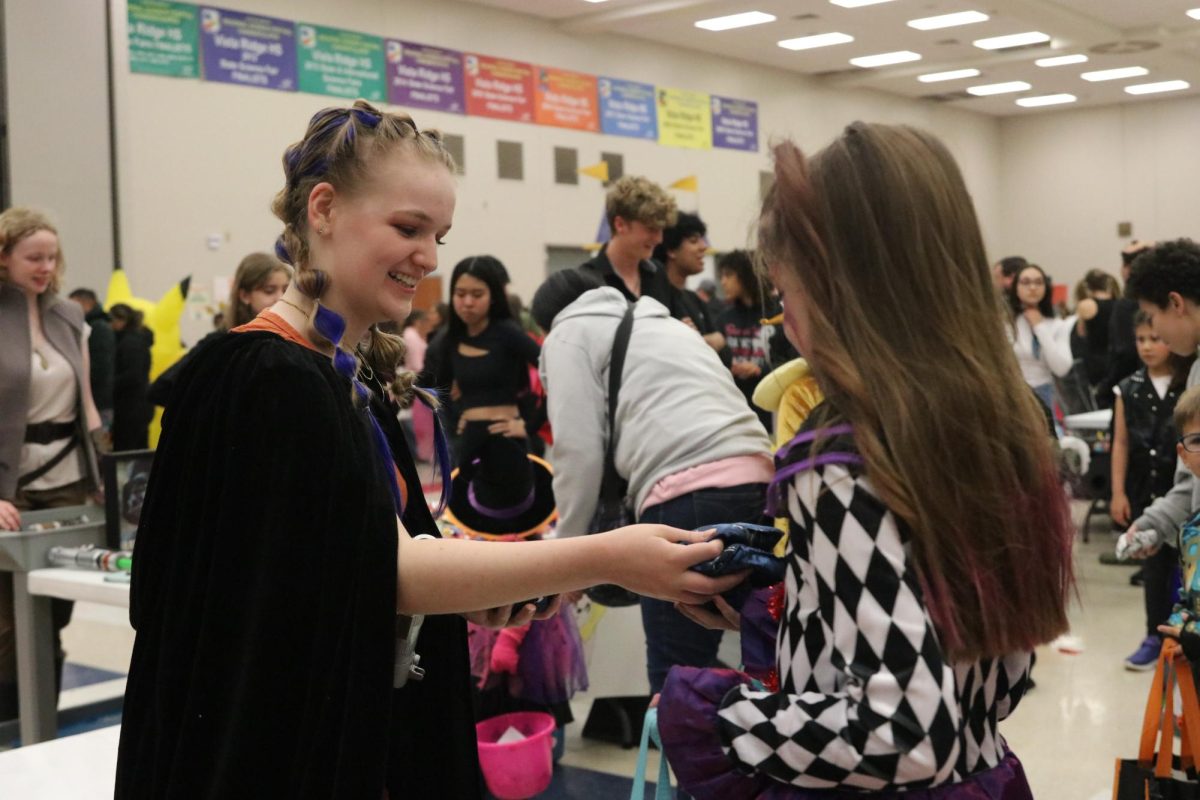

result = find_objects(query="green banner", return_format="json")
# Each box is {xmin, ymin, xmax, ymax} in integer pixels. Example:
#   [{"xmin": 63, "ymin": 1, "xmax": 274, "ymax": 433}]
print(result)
[
  {"xmin": 296, "ymin": 23, "xmax": 385, "ymax": 101},
  {"xmin": 128, "ymin": 0, "xmax": 199, "ymax": 78}
]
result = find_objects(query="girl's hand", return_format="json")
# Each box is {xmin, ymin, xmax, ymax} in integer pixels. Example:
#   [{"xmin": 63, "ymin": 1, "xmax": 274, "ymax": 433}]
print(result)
[
  {"xmin": 1110, "ymin": 493, "xmax": 1131, "ymax": 527},
  {"xmin": 1159, "ymin": 624, "xmax": 1182, "ymax": 640},
  {"xmin": 731, "ymin": 361, "xmax": 760, "ymax": 380},
  {"xmin": 675, "ymin": 595, "xmax": 741, "ymax": 632},
  {"xmin": 602, "ymin": 524, "xmax": 747, "ymax": 605},
  {"xmin": 0, "ymin": 500, "xmax": 20, "ymax": 531},
  {"xmin": 488, "ymin": 416, "xmax": 526, "ymax": 438}
]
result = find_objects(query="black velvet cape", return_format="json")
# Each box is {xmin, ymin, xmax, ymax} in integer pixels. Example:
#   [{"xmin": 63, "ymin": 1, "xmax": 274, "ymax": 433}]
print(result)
[{"xmin": 115, "ymin": 331, "xmax": 481, "ymax": 799}]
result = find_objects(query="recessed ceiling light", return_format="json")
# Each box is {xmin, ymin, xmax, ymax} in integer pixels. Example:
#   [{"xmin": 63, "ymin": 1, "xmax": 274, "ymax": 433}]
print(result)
[
  {"xmin": 1036, "ymin": 54, "xmax": 1088, "ymax": 67},
  {"xmin": 966, "ymin": 80, "xmax": 1032, "ymax": 96},
  {"xmin": 830, "ymin": 0, "xmax": 896, "ymax": 7},
  {"xmin": 695, "ymin": 11, "xmax": 776, "ymax": 31},
  {"xmin": 582, "ymin": 0, "xmax": 609, "ymax": 3},
  {"xmin": 1126, "ymin": 80, "xmax": 1190, "ymax": 95},
  {"xmin": 908, "ymin": 11, "xmax": 989, "ymax": 31},
  {"xmin": 918, "ymin": 68, "xmax": 981, "ymax": 83},
  {"xmin": 1188, "ymin": 9, "xmax": 1200, "ymax": 20},
  {"xmin": 778, "ymin": 32, "xmax": 854, "ymax": 50},
  {"xmin": 850, "ymin": 50, "xmax": 922, "ymax": 68},
  {"xmin": 1016, "ymin": 93, "xmax": 1077, "ymax": 107},
  {"xmin": 1081, "ymin": 66, "xmax": 1149, "ymax": 82},
  {"xmin": 973, "ymin": 31, "xmax": 1051, "ymax": 50}
]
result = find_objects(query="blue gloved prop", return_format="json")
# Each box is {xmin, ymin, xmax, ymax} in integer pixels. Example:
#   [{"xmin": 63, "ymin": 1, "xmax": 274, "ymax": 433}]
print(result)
[{"xmin": 687, "ymin": 523, "xmax": 786, "ymax": 609}]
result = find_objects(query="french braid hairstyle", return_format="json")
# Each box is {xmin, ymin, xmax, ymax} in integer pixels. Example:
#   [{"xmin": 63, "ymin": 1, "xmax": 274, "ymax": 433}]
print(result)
[
  {"xmin": 271, "ymin": 100, "xmax": 456, "ymax": 514},
  {"xmin": 271, "ymin": 99, "xmax": 454, "ymax": 411}
]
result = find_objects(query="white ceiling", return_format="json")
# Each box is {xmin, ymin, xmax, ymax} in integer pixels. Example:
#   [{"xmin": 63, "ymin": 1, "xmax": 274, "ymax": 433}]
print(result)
[{"xmin": 459, "ymin": 0, "xmax": 1200, "ymax": 116}]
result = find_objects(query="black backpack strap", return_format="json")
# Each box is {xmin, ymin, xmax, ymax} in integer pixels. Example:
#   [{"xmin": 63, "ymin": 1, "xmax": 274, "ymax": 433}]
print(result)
[{"xmin": 599, "ymin": 303, "xmax": 636, "ymax": 502}]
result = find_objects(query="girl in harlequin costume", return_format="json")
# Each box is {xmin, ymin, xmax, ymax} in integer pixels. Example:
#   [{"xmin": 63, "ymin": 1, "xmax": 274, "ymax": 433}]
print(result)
[
  {"xmin": 441, "ymin": 437, "xmax": 589, "ymax": 724},
  {"xmin": 114, "ymin": 100, "xmax": 746, "ymax": 800},
  {"xmin": 655, "ymin": 123, "xmax": 1075, "ymax": 799}
]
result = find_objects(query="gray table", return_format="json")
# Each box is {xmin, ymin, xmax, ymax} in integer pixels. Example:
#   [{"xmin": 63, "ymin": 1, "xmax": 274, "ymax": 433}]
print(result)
[{"xmin": 0, "ymin": 504, "xmax": 105, "ymax": 745}]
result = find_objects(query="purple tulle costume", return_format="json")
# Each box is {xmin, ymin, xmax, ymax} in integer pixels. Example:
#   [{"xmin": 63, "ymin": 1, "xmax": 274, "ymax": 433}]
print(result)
[{"xmin": 468, "ymin": 608, "xmax": 589, "ymax": 706}]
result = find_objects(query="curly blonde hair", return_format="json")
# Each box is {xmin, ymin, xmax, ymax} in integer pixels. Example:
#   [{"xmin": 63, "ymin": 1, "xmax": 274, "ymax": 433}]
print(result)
[
  {"xmin": 272, "ymin": 100, "xmax": 454, "ymax": 407},
  {"xmin": 605, "ymin": 175, "xmax": 677, "ymax": 230},
  {"xmin": 0, "ymin": 208, "xmax": 64, "ymax": 295}
]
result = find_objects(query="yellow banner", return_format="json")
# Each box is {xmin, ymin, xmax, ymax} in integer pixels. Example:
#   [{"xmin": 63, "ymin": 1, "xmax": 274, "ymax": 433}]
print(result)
[{"xmin": 657, "ymin": 87, "xmax": 712, "ymax": 150}]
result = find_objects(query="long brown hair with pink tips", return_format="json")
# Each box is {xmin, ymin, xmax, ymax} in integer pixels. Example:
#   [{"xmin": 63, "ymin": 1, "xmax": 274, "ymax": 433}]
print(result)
[{"xmin": 759, "ymin": 122, "xmax": 1074, "ymax": 661}]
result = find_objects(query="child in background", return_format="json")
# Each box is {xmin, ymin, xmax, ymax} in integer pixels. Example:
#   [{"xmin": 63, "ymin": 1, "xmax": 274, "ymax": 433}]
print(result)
[
  {"xmin": 716, "ymin": 250, "xmax": 777, "ymax": 431},
  {"xmin": 1156, "ymin": 387, "xmax": 1200, "ymax": 660},
  {"xmin": 1113, "ymin": 311, "xmax": 1193, "ymax": 669}
]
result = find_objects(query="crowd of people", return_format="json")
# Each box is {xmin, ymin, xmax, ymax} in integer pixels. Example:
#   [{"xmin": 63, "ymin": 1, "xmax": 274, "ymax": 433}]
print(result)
[{"xmin": 2, "ymin": 96, "xmax": 1199, "ymax": 799}]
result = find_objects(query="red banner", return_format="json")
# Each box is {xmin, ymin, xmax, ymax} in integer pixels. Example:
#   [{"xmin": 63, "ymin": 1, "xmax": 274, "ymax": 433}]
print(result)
[{"xmin": 463, "ymin": 53, "xmax": 534, "ymax": 122}]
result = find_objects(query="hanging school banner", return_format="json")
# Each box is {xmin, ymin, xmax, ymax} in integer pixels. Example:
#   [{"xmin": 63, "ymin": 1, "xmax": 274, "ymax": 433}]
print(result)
[
  {"xmin": 199, "ymin": 7, "xmax": 296, "ymax": 91},
  {"xmin": 534, "ymin": 67, "xmax": 599, "ymax": 132},
  {"xmin": 657, "ymin": 87, "xmax": 712, "ymax": 149},
  {"xmin": 386, "ymin": 40, "xmax": 465, "ymax": 114},
  {"xmin": 463, "ymin": 54, "xmax": 534, "ymax": 123},
  {"xmin": 128, "ymin": 0, "xmax": 199, "ymax": 78},
  {"xmin": 598, "ymin": 77, "xmax": 657, "ymax": 140},
  {"xmin": 296, "ymin": 23, "xmax": 384, "ymax": 101},
  {"xmin": 711, "ymin": 96, "xmax": 758, "ymax": 152}
]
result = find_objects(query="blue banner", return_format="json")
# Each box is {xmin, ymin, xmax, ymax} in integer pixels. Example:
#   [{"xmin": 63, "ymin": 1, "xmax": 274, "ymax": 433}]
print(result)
[{"xmin": 598, "ymin": 77, "xmax": 657, "ymax": 140}]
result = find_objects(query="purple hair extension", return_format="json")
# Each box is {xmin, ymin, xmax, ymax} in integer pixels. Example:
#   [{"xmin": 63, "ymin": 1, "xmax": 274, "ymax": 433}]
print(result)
[{"xmin": 312, "ymin": 302, "xmax": 406, "ymax": 516}]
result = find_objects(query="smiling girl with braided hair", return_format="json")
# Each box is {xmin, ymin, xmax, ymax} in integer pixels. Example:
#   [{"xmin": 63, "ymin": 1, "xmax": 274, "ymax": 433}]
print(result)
[{"xmin": 115, "ymin": 100, "xmax": 742, "ymax": 800}]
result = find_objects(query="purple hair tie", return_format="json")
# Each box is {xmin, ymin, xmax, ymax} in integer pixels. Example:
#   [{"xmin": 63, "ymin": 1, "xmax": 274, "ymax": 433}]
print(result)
[
  {"xmin": 274, "ymin": 238, "xmax": 292, "ymax": 265},
  {"xmin": 351, "ymin": 108, "xmax": 381, "ymax": 127}
]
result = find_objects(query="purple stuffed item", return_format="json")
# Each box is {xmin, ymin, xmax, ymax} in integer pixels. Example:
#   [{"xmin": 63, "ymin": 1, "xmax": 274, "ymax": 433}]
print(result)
[{"xmin": 657, "ymin": 666, "xmax": 769, "ymax": 800}]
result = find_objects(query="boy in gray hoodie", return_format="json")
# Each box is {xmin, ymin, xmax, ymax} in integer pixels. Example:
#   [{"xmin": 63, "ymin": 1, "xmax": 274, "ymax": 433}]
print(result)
[{"xmin": 533, "ymin": 270, "xmax": 773, "ymax": 694}]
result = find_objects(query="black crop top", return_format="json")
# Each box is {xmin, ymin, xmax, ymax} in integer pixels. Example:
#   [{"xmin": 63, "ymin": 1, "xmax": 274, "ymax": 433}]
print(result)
[{"xmin": 445, "ymin": 319, "xmax": 541, "ymax": 410}]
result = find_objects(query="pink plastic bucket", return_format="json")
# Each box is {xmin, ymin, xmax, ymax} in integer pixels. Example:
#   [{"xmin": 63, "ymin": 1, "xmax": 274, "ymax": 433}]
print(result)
[{"xmin": 476, "ymin": 711, "xmax": 556, "ymax": 799}]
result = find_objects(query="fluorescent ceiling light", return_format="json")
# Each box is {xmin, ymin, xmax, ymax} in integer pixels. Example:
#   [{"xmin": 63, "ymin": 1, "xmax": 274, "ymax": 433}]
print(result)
[
  {"xmin": 1036, "ymin": 54, "xmax": 1087, "ymax": 67},
  {"xmin": 918, "ymin": 68, "xmax": 981, "ymax": 83},
  {"xmin": 1016, "ymin": 93, "xmax": 1077, "ymax": 107},
  {"xmin": 778, "ymin": 32, "xmax": 854, "ymax": 50},
  {"xmin": 1126, "ymin": 80, "xmax": 1190, "ymax": 95},
  {"xmin": 695, "ymin": 11, "xmax": 776, "ymax": 31},
  {"xmin": 1081, "ymin": 66, "xmax": 1149, "ymax": 82},
  {"xmin": 830, "ymin": 0, "xmax": 896, "ymax": 6},
  {"xmin": 973, "ymin": 31, "xmax": 1050, "ymax": 50},
  {"xmin": 850, "ymin": 50, "xmax": 921, "ymax": 68},
  {"xmin": 908, "ymin": 11, "xmax": 988, "ymax": 31},
  {"xmin": 967, "ymin": 80, "xmax": 1031, "ymax": 96},
  {"xmin": 582, "ymin": 0, "xmax": 609, "ymax": 3},
  {"xmin": 1188, "ymin": 9, "xmax": 1200, "ymax": 20}
]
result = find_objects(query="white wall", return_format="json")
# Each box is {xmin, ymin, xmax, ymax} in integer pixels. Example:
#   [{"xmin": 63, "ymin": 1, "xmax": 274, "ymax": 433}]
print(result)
[
  {"xmin": 998, "ymin": 95, "xmax": 1200, "ymax": 289},
  {"xmin": 103, "ymin": 0, "xmax": 1002, "ymax": 343},
  {"xmin": 6, "ymin": 0, "xmax": 114, "ymax": 288}
]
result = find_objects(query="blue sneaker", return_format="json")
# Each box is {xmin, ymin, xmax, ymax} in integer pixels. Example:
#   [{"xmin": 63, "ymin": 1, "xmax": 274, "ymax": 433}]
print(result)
[{"xmin": 1124, "ymin": 635, "xmax": 1162, "ymax": 671}]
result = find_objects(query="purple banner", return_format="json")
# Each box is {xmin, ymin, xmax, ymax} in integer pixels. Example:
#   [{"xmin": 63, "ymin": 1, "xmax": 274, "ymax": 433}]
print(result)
[
  {"xmin": 386, "ymin": 39, "xmax": 465, "ymax": 114},
  {"xmin": 199, "ymin": 6, "xmax": 296, "ymax": 91},
  {"xmin": 711, "ymin": 95, "xmax": 758, "ymax": 152}
]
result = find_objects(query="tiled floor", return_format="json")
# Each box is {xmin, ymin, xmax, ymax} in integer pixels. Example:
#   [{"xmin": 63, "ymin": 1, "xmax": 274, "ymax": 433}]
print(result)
[{"xmin": 7, "ymin": 502, "xmax": 1171, "ymax": 798}]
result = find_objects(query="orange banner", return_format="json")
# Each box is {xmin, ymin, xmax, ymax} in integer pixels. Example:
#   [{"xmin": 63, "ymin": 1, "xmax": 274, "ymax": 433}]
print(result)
[{"xmin": 534, "ymin": 66, "xmax": 599, "ymax": 131}]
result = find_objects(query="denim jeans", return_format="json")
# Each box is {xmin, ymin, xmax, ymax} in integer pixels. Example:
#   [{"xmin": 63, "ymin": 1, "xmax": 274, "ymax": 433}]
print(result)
[{"xmin": 637, "ymin": 482, "xmax": 769, "ymax": 695}]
